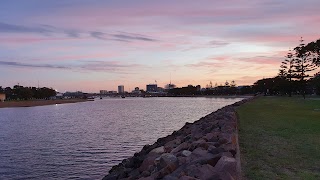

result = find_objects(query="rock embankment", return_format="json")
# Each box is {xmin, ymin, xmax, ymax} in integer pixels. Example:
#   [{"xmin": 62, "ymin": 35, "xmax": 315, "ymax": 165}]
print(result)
[{"xmin": 103, "ymin": 98, "xmax": 252, "ymax": 180}]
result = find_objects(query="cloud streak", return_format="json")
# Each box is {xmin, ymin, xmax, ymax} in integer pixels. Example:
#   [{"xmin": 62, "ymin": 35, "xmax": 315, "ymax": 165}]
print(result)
[
  {"xmin": 0, "ymin": 60, "xmax": 145, "ymax": 74},
  {"xmin": 0, "ymin": 22, "xmax": 53, "ymax": 34},
  {"xmin": 90, "ymin": 31, "xmax": 157, "ymax": 42},
  {"xmin": 0, "ymin": 60, "xmax": 69, "ymax": 69},
  {"xmin": 209, "ymin": 40, "xmax": 230, "ymax": 48},
  {"xmin": 0, "ymin": 22, "xmax": 78, "ymax": 38},
  {"xmin": 0, "ymin": 22, "xmax": 158, "ymax": 42},
  {"xmin": 111, "ymin": 32, "xmax": 156, "ymax": 42}
]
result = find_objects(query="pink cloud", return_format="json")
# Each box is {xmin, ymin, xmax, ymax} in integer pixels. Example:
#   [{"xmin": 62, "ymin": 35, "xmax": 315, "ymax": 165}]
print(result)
[
  {"xmin": 186, "ymin": 61, "xmax": 226, "ymax": 68},
  {"xmin": 239, "ymin": 56, "xmax": 281, "ymax": 65}
]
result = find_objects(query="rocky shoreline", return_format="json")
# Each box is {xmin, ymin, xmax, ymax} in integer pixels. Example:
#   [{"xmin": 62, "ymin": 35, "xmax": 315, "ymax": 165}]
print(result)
[{"xmin": 103, "ymin": 98, "xmax": 253, "ymax": 180}]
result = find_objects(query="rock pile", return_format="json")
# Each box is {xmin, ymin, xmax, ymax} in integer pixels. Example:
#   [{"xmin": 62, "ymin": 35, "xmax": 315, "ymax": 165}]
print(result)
[{"xmin": 103, "ymin": 98, "xmax": 252, "ymax": 180}]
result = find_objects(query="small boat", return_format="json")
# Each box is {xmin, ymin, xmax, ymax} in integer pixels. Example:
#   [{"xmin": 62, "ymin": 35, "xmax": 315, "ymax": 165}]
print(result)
[{"xmin": 87, "ymin": 97, "xmax": 95, "ymax": 101}]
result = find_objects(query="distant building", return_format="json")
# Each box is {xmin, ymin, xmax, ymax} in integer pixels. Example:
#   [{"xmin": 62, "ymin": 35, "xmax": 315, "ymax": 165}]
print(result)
[
  {"xmin": 196, "ymin": 85, "xmax": 201, "ymax": 91},
  {"xmin": 165, "ymin": 83, "xmax": 176, "ymax": 90},
  {"xmin": 100, "ymin": 90, "xmax": 108, "ymax": 94},
  {"xmin": 56, "ymin": 93, "xmax": 63, "ymax": 99},
  {"xmin": 64, "ymin": 91, "xmax": 84, "ymax": 99},
  {"xmin": 157, "ymin": 87, "xmax": 164, "ymax": 93},
  {"xmin": 118, "ymin": 85, "xmax": 124, "ymax": 94},
  {"xmin": 0, "ymin": 93, "xmax": 6, "ymax": 102},
  {"xmin": 146, "ymin": 84, "xmax": 157, "ymax": 92},
  {"xmin": 131, "ymin": 87, "xmax": 141, "ymax": 94}
]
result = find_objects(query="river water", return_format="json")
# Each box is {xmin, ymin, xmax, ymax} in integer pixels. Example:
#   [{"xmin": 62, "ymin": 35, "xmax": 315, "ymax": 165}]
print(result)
[{"xmin": 0, "ymin": 97, "xmax": 242, "ymax": 179}]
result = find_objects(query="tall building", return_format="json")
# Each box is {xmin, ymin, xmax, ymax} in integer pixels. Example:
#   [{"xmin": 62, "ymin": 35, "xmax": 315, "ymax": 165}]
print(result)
[
  {"xmin": 118, "ymin": 85, "xmax": 124, "ymax": 94},
  {"xmin": 146, "ymin": 84, "xmax": 157, "ymax": 92}
]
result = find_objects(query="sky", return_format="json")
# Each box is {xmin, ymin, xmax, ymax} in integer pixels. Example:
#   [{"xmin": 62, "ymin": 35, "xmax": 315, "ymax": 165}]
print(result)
[{"xmin": 1, "ymin": 0, "xmax": 320, "ymax": 92}]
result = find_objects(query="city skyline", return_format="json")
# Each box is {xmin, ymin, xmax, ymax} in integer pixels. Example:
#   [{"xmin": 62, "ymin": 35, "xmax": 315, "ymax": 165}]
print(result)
[{"xmin": 1, "ymin": 0, "xmax": 320, "ymax": 92}]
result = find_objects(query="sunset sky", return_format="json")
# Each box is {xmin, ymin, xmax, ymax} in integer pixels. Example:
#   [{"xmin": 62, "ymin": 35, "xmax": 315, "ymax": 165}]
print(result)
[{"xmin": 1, "ymin": 0, "xmax": 319, "ymax": 92}]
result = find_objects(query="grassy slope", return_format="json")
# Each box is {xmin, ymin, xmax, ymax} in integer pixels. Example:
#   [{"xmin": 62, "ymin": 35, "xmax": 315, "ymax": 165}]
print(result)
[{"xmin": 237, "ymin": 96, "xmax": 320, "ymax": 179}]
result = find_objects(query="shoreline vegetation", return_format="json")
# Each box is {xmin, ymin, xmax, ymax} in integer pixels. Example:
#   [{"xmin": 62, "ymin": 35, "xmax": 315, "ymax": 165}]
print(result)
[
  {"xmin": 0, "ymin": 99, "xmax": 88, "ymax": 108},
  {"xmin": 237, "ymin": 96, "xmax": 320, "ymax": 179}
]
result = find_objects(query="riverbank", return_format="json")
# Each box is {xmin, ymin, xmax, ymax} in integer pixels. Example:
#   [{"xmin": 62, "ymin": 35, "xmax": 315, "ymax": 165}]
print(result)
[
  {"xmin": 237, "ymin": 96, "xmax": 320, "ymax": 179},
  {"xmin": 103, "ymin": 97, "xmax": 253, "ymax": 179},
  {"xmin": 0, "ymin": 99, "xmax": 88, "ymax": 108}
]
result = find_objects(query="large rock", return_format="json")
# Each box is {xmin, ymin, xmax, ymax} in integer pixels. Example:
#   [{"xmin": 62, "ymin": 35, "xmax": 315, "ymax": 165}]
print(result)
[
  {"xmin": 185, "ymin": 164, "xmax": 218, "ymax": 180},
  {"xmin": 165, "ymin": 138, "xmax": 182, "ymax": 152},
  {"xmin": 214, "ymin": 156, "xmax": 237, "ymax": 179},
  {"xmin": 171, "ymin": 142, "xmax": 190, "ymax": 154},
  {"xmin": 208, "ymin": 146, "xmax": 224, "ymax": 155},
  {"xmin": 158, "ymin": 153, "xmax": 179, "ymax": 171},
  {"xmin": 150, "ymin": 146, "xmax": 165, "ymax": 154},
  {"xmin": 203, "ymin": 132, "xmax": 219, "ymax": 142},
  {"xmin": 181, "ymin": 150, "xmax": 192, "ymax": 157},
  {"xmin": 220, "ymin": 144, "xmax": 237, "ymax": 157},
  {"xmin": 190, "ymin": 139, "xmax": 209, "ymax": 151},
  {"xmin": 186, "ymin": 147, "xmax": 220, "ymax": 166},
  {"xmin": 179, "ymin": 176, "xmax": 199, "ymax": 180},
  {"xmin": 141, "ymin": 170, "xmax": 151, "ymax": 177},
  {"xmin": 139, "ymin": 153, "xmax": 159, "ymax": 172},
  {"xmin": 187, "ymin": 147, "xmax": 208, "ymax": 161},
  {"xmin": 128, "ymin": 169, "xmax": 140, "ymax": 179}
]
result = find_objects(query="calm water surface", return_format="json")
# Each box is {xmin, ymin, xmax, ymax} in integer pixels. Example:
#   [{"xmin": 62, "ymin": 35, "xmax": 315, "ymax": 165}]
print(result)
[{"xmin": 0, "ymin": 97, "xmax": 242, "ymax": 179}]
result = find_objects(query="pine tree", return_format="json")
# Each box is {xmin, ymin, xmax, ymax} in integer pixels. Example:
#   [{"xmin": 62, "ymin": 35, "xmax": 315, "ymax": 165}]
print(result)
[
  {"xmin": 279, "ymin": 49, "xmax": 295, "ymax": 96},
  {"xmin": 293, "ymin": 37, "xmax": 318, "ymax": 99}
]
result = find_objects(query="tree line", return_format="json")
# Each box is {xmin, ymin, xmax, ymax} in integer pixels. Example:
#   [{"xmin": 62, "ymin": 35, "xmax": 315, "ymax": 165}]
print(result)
[
  {"xmin": 238, "ymin": 37, "xmax": 320, "ymax": 97},
  {"xmin": 168, "ymin": 38, "xmax": 320, "ymax": 97},
  {"xmin": 0, "ymin": 85, "xmax": 57, "ymax": 100},
  {"xmin": 168, "ymin": 81, "xmax": 254, "ymax": 96},
  {"xmin": 277, "ymin": 37, "xmax": 319, "ymax": 98}
]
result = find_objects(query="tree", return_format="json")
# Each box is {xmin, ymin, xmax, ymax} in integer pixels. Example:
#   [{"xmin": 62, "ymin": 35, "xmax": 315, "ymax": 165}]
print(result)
[
  {"xmin": 230, "ymin": 80, "xmax": 236, "ymax": 87},
  {"xmin": 224, "ymin": 80, "xmax": 230, "ymax": 87},
  {"xmin": 13, "ymin": 85, "xmax": 33, "ymax": 100},
  {"xmin": 229, "ymin": 80, "xmax": 237, "ymax": 94},
  {"xmin": 293, "ymin": 37, "xmax": 318, "ymax": 99},
  {"xmin": 304, "ymin": 38, "xmax": 320, "ymax": 66},
  {"xmin": 4, "ymin": 87, "xmax": 13, "ymax": 100},
  {"xmin": 279, "ymin": 49, "xmax": 296, "ymax": 96},
  {"xmin": 311, "ymin": 72, "xmax": 320, "ymax": 95},
  {"xmin": 253, "ymin": 77, "xmax": 283, "ymax": 95}
]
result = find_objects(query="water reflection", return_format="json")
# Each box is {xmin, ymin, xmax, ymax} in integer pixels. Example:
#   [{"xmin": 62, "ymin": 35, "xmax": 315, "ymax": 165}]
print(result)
[{"xmin": 0, "ymin": 97, "xmax": 242, "ymax": 179}]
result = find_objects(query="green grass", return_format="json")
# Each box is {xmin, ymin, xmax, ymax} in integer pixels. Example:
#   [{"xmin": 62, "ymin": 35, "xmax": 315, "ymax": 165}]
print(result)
[{"xmin": 237, "ymin": 96, "xmax": 320, "ymax": 180}]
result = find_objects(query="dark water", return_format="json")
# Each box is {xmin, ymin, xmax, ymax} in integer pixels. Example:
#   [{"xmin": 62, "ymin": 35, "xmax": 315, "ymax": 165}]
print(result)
[{"xmin": 0, "ymin": 97, "xmax": 242, "ymax": 179}]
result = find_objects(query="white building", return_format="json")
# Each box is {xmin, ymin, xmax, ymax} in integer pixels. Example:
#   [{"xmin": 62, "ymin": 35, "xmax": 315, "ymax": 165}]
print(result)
[
  {"xmin": 118, "ymin": 85, "xmax": 124, "ymax": 94},
  {"xmin": 0, "ymin": 93, "xmax": 6, "ymax": 102}
]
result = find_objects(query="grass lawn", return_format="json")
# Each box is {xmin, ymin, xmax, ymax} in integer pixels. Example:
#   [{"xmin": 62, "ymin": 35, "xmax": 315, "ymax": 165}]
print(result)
[{"xmin": 237, "ymin": 96, "xmax": 320, "ymax": 179}]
